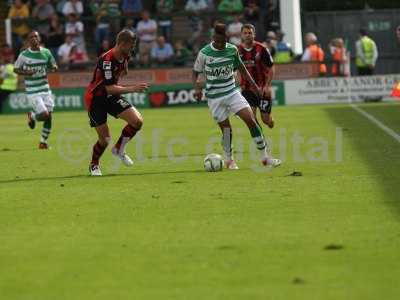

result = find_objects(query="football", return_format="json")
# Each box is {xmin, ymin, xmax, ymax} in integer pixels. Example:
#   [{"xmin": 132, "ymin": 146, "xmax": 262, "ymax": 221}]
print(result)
[{"xmin": 204, "ymin": 153, "xmax": 224, "ymax": 172}]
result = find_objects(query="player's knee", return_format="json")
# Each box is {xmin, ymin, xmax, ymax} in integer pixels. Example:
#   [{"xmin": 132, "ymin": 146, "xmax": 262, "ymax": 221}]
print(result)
[
  {"xmin": 99, "ymin": 136, "xmax": 111, "ymax": 147},
  {"xmin": 130, "ymin": 116, "xmax": 143, "ymax": 131}
]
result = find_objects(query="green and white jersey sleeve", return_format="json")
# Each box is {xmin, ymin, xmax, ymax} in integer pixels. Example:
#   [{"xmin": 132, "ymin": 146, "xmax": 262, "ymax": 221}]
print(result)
[
  {"xmin": 14, "ymin": 47, "xmax": 56, "ymax": 95},
  {"xmin": 194, "ymin": 43, "xmax": 242, "ymax": 101}
]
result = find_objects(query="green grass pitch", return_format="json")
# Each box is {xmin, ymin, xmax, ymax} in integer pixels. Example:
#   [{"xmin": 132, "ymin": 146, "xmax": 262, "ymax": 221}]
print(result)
[{"xmin": 1, "ymin": 102, "xmax": 400, "ymax": 299}]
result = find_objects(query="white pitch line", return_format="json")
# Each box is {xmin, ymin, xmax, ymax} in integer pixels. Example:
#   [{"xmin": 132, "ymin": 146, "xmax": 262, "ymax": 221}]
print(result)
[{"xmin": 350, "ymin": 104, "xmax": 400, "ymax": 144}]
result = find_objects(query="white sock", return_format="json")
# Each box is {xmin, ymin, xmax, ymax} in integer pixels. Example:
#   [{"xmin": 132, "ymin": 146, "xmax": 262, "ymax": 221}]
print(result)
[
  {"xmin": 222, "ymin": 127, "xmax": 233, "ymax": 161},
  {"xmin": 119, "ymin": 137, "xmax": 130, "ymax": 154}
]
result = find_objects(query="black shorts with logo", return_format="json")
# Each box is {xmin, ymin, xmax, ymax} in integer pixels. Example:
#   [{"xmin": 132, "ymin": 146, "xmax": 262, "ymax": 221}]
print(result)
[
  {"xmin": 241, "ymin": 90, "xmax": 272, "ymax": 114},
  {"xmin": 88, "ymin": 95, "xmax": 132, "ymax": 127}
]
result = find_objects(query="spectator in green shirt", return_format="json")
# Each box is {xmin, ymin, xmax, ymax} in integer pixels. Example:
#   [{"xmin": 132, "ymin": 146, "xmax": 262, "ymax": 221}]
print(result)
[
  {"xmin": 173, "ymin": 40, "xmax": 191, "ymax": 66},
  {"xmin": 218, "ymin": 0, "xmax": 244, "ymax": 14},
  {"xmin": 100, "ymin": 0, "xmax": 121, "ymax": 36}
]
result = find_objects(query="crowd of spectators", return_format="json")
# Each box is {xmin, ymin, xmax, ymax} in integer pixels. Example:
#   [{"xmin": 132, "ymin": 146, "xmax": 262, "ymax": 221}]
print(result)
[{"xmin": 5, "ymin": 0, "xmax": 269, "ymax": 70}]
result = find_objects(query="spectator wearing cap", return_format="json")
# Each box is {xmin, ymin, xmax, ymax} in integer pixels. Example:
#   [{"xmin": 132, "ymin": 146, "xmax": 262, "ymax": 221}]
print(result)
[
  {"xmin": 356, "ymin": 28, "xmax": 378, "ymax": 76},
  {"xmin": 301, "ymin": 32, "xmax": 327, "ymax": 76}
]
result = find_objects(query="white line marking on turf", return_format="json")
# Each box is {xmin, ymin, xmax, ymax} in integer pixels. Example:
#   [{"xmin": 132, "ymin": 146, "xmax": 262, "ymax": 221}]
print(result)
[{"xmin": 350, "ymin": 104, "xmax": 400, "ymax": 143}]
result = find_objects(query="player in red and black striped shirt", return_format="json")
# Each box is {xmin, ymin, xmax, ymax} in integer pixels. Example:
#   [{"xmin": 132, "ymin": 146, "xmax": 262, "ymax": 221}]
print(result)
[
  {"xmin": 84, "ymin": 30, "xmax": 149, "ymax": 176},
  {"xmin": 238, "ymin": 24, "xmax": 275, "ymax": 128}
]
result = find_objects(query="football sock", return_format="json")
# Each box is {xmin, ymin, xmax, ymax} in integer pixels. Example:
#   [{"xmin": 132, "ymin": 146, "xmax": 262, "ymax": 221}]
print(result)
[
  {"xmin": 249, "ymin": 124, "xmax": 270, "ymax": 159},
  {"xmin": 91, "ymin": 141, "xmax": 108, "ymax": 165},
  {"xmin": 114, "ymin": 124, "xmax": 139, "ymax": 154},
  {"xmin": 221, "ymin": 127, "xmax": 233, "ymax": 161},
  {"xmin": 40, "ymin": 116, "xmax": 52, "ymax": 144}
]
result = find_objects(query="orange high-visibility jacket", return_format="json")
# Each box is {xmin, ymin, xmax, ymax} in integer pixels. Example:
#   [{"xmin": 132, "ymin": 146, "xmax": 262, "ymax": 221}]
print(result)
[
  {"xmin": 331, "ymin": 47, "xmax": 346, "ymax": 76},
  {"xmin": 308, "ymin": 44, "xmax": 327, "ymax": 74}
]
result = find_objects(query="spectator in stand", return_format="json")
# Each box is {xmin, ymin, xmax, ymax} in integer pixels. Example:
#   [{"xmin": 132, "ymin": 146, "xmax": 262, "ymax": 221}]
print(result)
[
  {"xmin": 151, "ymin": 36, "xmax": 174, "ymax": 66},
  {"xmin": 89, "ymin": 0, "xmax": 102, "ymax": 15},
  {"xmin": 205, "ymin": 0, "xmax": 215, "ymax": 11},
  {"xmin": 62, "ymin": 0, "xmax": 83, "ymax": 17},
  {"xmin": 264, "ymin": 30, "xmax": 277, "ymax": 57},
  {"xmin": 301, "ymin": 32, "xmax": 327, "ymax": 76},
  {"xmin": 58, "ymin": 34, "xmax": 76, "ymax": 68},
  {"xmin": 218, "ymin": 0, "xmax": 243, "ymax": 14},
  {"xmin": 55, "ymin": 0, "xmax": 67, "ymax": 15},
  {"xmin": 0, "ymin": 54, "xmax": 18, "ymax": 113},
  {"xmin": 329, "ymin": 38, "xmax": 349, "ymax": 76},
  {"xmin": 1, "ymin": 44, "xmax": 15, "ymax": 64},
  {"xmin": 185, "ymin": 0, "xmax": 208, "ymax": 53},
  {"xmin": 7, "ymin": 0, "xmax": 30, "ymax": 53},
  {"xmin": 243, "ymin": 0, "xmax": 259, "ymax": 27},
  {"xmin": 227, "ymin": 14, "xmax": 243, "ymax": 46},
  {"xmin": 397, "ymin": 25, "xmax": 400, "ymax": 44},
  {"xmin": 68, "ymin": 45, "xmax": 89, "ymax": 69},
  {"xmin": 355, "ymin": 28, "xmax": 378, "ymax": 76},
  {"xmin": 173, "ymin": 40, "xmax": 191, "ymax": 66},
  {"xmin": 122, "ymin": 0, "xmax": 143, "ymax": 16},
  {"xmin": 32, "ymin": 0, "xmax": 55, "ymax": 45},
  {"xmin": 136, "ymin": 10, "xmax": 158, "ymax": 66},
  {"xmin": 156, "ymin": 0, "xmax": 174, "ymax": 41},
  {"xmin": 124, "ymin": 19, "xmax": 136, "ymax": 33},
  {"xmin": 47, "ymin": 14, "xmax": 65, "ymax": 60},
  {"xmin": 100, "ymin": 0, "xmax": 121, "ymax": 37},
  {"xmin": 274, "ymin": 30, "xmax": 294, "ymax": 64},
  {"xmin": 65, "ymin": 13, "xmax": 86, "ymax": 52},
  {"xmin": 97, "ymin": 39, "xmax": 111, "ymax": 56},
  {"xmin": 94, "ymin": 7, "xmax": 110, "ymax": 53}
]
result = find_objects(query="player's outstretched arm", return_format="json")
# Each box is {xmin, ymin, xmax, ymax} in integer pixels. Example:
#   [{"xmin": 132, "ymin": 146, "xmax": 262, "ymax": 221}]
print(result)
[{"xmin": 105, "ymin": 83, "xmax": 149, "ymax": 95}]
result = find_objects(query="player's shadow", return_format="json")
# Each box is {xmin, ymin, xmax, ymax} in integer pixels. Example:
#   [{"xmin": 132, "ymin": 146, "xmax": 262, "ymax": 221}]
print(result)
[
  {"xmin": 324, "ymin": 104, "xmax": 400, "ymax": 217},
  {"xmin": 0, "ymin": 169, "xmax": 206, "ymax": 185}
]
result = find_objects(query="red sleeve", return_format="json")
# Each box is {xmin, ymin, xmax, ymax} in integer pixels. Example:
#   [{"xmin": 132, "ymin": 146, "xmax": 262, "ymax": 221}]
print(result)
[{"xmin": 261, "ymin": 45, "xmax": 274, "ymax": 68}]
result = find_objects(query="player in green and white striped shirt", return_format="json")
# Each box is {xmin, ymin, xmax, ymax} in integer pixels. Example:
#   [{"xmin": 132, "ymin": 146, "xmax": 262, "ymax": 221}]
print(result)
[
  {"xmin": 14, "ymin": 31, "xmax": 58, "ymax": 149},
  {"xmin": 193, "ymin": 23, "xmax": 281, "ymax": 169}
]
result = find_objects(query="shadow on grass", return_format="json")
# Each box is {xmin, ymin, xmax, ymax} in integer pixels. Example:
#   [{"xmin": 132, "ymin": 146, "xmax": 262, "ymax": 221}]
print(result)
[
  {"xmin": 324, "ymin": 104, "xmax": 400, "ymax": 215},
  {"xmin": 0, "ymin": 169, "xmax": 207, "ymax": 185}
]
